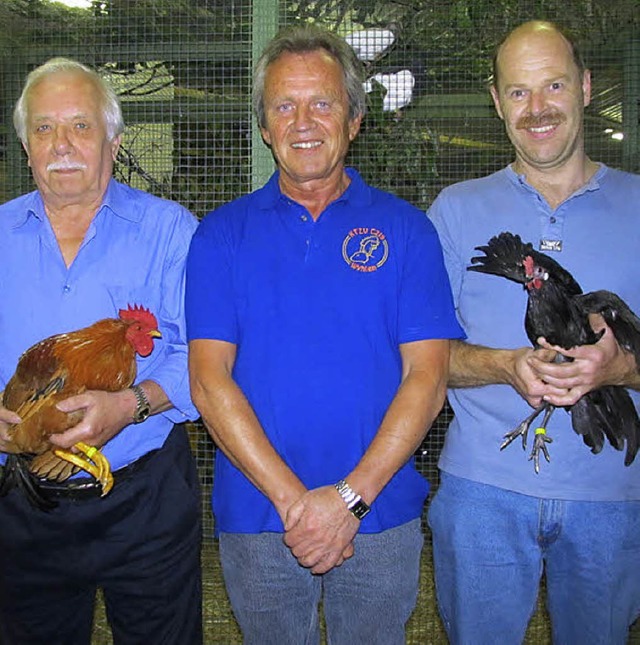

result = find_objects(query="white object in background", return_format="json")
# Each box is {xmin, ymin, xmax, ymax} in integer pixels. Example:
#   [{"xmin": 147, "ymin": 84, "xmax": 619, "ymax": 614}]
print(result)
[
  {"xmin": 345, "ymin": 28, "xmax": 395, "ymax": 61},
  {"xmin": 364, "ymin": 69, "xmax": 415, "ymax": 111}
]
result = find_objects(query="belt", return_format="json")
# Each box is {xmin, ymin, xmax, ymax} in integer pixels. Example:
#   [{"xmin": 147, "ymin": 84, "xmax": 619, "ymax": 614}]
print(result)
[{"xmin": 0, "ymin": 449, "xmax": 159, "ymax": 503}]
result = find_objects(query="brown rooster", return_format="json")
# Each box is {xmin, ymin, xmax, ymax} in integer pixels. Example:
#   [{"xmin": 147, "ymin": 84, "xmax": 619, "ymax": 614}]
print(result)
[{"xmin": 1, "ymin": 305, "xmax": 161, "ymax": 505}]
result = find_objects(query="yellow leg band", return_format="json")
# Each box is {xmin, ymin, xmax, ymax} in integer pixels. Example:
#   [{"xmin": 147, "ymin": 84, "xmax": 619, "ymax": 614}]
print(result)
[{"xmin": 535, "ymin": 427, "xmax": 547, "ymax": 435}]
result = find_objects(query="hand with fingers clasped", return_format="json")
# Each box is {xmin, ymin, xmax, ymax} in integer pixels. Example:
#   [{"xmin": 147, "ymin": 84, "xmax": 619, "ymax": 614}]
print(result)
[{"xmin": 283, "ymin": 485, "xmax": 360, "ymax": 574}]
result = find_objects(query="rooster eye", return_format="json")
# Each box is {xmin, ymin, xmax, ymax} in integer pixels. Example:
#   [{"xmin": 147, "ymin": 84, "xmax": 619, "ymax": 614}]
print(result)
[{"xmin": 533, "ymin": 266, "xmax": 548, "ymax": 281}]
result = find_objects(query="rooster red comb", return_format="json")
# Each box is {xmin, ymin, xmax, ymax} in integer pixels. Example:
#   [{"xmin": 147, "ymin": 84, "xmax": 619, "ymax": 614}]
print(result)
[
  {"xmin": 523, "ymin": 256, "xmax": 535, "ymax": 277},
  {"xmin": 118, "ymin": 304, "xmax": 159, "ymax": 330}
]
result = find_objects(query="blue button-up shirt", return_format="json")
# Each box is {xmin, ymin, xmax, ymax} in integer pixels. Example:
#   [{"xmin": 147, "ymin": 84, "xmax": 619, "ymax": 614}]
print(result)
[{"xmin": 0, "ymin": 179, "xmax": 198, "ymax": 469}]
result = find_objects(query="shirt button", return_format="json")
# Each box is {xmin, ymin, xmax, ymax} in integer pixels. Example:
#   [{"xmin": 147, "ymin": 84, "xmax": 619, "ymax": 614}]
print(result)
[
  {"xmin": 550, "ymin": 216, "xmax": 556, "ymax": 223},
  {"xmin": 301, "ymin": 215, "xmax": 308, "ymax": 222},
  {"xmin": 63, "ymin": 285, "xmax": 71, "ymax": 293}
]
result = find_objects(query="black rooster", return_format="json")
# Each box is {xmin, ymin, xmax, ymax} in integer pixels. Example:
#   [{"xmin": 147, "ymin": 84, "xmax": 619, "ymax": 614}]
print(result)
[{"xmin": 468, "ymin": 232, "xmax": 640, "ymax": 472}]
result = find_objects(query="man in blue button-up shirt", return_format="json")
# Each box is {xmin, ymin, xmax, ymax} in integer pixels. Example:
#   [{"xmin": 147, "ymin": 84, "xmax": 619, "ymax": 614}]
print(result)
[{"xmin": 0, "ymin": 57, "xmax": 202, "ymax": 644}]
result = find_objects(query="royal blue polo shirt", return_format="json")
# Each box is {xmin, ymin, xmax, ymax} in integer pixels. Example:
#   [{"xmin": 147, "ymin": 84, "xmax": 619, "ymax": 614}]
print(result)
[{"xmin": 186, "ymin": 168, "xmax": 463, "ymax": 533}]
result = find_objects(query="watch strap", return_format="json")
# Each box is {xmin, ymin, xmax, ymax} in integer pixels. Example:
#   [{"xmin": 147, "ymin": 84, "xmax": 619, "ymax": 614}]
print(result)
[
  {"xmin": 334, "ymin": 479, "xmax": 370, "ymax": 520},
  {"xmin": 131, "ymin": 384, "xmax": 151, "ymax": 423}
]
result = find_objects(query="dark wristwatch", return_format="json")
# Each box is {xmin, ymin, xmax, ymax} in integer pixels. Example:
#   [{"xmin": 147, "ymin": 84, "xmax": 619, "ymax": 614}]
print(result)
[
  {"xmin": 131, "ymin": 384, "xmax": 151, "ymax": 424},
  {"xmin": 334, "ymin": 479, "xmax": 371, "ymax": 520}
]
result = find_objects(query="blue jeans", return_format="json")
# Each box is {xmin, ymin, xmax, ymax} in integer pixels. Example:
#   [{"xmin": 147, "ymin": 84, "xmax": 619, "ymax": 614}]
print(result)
[
  {"xmin": 428, "ymin": 472, "xmax": 640, "ymax": 645},
  {"xmin": 219, "ymin": 519, "xmax": 423, "ymax": 645}
]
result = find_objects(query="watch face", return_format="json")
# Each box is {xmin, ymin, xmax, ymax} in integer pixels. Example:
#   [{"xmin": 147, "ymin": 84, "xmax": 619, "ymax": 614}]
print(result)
[
  {"xmin": 134, "ymin": 407, "xmax": 150, "ymax": 423},
  {"xmin": 351, "ymin": 502, "xmax": 370, "ymax": 520},
  {"xmin": 132, "ymin": 386, "xmax": 151, "ymax": 423}
]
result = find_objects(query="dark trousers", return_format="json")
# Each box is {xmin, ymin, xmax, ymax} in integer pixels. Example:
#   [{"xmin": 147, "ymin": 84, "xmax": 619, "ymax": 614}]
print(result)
[{"xmin": 0, "ymin": 424, "xmax": 203, "ymax": 645}]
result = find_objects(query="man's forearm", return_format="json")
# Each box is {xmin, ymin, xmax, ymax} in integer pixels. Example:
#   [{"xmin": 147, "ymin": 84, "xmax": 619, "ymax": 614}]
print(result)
[
  {"xmin": 346, "ymin": 340, "xmax": 449, "ymax": 505},
  {"xmin": 189, "ymin": 341, "xmax": 306, "ymax": 519},
  {"xmin": 449, "ymin": 339, "xmax": 524, "ymax": 388}
]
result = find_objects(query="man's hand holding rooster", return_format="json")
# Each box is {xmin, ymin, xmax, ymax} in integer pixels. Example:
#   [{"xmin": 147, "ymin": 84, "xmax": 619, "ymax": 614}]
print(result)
[
  {"xmin": 530, "ymin": 317, "xmax": 640, "ymax": 407},
  {"xmin": 0, "ymin": 400, "xmax": 21, "ymax": 453}
]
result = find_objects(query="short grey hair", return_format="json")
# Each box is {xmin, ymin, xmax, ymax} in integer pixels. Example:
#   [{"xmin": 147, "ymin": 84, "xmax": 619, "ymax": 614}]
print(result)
[
  {"xmin": 252, "ymin": 23, "xmax": 366, "ymax": 128},
  {"xmin": 13, "ymin": 57, "xmax": 125, "ymax": 144}
]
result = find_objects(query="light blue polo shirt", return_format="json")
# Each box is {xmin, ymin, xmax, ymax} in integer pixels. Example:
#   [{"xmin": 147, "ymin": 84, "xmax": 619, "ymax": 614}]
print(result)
[
  {"xmin": 186, "ymin": 168, "xmax": 464, "ymax": 533},
  {"xmin": 429, "ymin": 164, "xmax": 640, "ymax": 501}
]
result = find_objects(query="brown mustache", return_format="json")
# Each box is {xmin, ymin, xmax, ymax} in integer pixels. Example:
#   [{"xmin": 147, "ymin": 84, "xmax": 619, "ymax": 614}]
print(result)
[{"xmin": 516, "ymin": 112, "xmax": 566, "ymax": 130}]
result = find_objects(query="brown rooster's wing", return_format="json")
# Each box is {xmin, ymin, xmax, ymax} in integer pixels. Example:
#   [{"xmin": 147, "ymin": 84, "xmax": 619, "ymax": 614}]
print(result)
[
  {"xmin": 3, "ymin": 336, "xmax": 62, "ymax": 410},
  {"xmin": 3, "ymin": 336, "xmax": 83, "ymax": 454}
]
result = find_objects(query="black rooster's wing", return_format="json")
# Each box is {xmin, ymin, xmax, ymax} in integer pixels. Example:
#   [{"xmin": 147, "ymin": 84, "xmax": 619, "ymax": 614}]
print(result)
[{"xmin": 579, "ymin": 290, "xmax": 640, "ymax": 368}]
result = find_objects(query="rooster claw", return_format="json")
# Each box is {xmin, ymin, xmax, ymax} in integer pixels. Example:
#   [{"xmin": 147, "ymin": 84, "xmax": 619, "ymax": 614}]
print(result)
[
  {"xmin": 527, "ymin": 428, "xmax": 553, "ymax": 473},
  {"xmin": 500, "ymin": 420, "xmax": 530, "ymax": 451},
  {"xmin": 53, "ymin": 442, "xmax": 114, "ymax": 496}
]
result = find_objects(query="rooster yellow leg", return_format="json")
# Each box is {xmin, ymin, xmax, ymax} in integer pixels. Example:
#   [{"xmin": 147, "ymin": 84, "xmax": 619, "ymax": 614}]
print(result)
[{"xmin": 52, "ymin": 442, "xmax": 114, "ymax": 496}]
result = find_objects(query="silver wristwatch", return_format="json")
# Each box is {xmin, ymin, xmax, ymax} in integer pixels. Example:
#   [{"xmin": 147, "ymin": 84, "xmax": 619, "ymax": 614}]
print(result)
[
  {"xmin": 334, "ymin": 479, "xmax": 371, "ymax": 520},
  {"xmin": 131, "ymin": 384, "xmax": 151, "ymax": 424}
]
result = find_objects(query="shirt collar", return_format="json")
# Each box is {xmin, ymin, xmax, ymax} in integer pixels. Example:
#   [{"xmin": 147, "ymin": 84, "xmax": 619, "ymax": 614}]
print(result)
[
  {"xmin": 17, "ymin": 190, "xmax": 47, "ymax": 228},
  {"xmin": 505, "ymin": 162, "xmax": 606, "ymax": 198},
  {"xmin": 97, "ymin": 179, "xmax": 142, "ymax": 222},
  {"xmin": 255, "ymin": 167, "xmax": 372, "ymax": 211},
  {"xmin": 17, "ymin": 179, "xmax": 142, "ymax": 229}
]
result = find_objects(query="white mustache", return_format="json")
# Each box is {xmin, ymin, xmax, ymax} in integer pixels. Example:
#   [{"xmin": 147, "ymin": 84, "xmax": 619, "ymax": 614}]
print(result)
[{"xmin": 46, "ymin": 161, "xmax": 87, "ymax": 171}]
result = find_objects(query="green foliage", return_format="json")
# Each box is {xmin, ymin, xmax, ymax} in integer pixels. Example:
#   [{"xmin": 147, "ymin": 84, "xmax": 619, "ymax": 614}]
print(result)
[
  {"xmin": 348, "ymin": 79, "xmax": 439, "ymax": 210},
  {"xmin": 1, "ymin": 0, "xmax": 637, "ymax": 210}
]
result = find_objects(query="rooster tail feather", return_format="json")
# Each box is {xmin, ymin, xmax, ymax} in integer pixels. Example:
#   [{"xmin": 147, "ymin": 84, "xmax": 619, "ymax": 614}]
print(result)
[
  {"xmin": 467, "ymin": 232, "xmax": 533, "ymax": 285},
  {"xmin": 570, "ymin": 397, "xmax": 606, "ymax": 454},
  {"xmin": 616, "ymin": 389, "xmax": 640, "ymax": 466},
  {"xmin": 0, "ymin": 455, "xmax": 57, "ymax": 511},
  {"xmin": 571, "ymin": 387, "xmax": 640, "ymax": 465}
]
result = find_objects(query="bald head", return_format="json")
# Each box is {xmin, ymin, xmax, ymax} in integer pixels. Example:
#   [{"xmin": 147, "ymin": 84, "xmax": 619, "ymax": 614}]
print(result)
[{"xmin": 492, "ymin": 21, "xmax": 585, "ymax": 91}]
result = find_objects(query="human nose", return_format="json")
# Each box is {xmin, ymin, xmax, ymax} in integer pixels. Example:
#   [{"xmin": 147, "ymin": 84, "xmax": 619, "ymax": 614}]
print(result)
[
  {"xmin": 52, "ymin": 125, "xmax": 73, "ymax": 154},
  {"xmin": 527, "ymin": 89, "xmax": 546, "ymax": 115},
  {"xmin": 293, "ymin": 104, "xmax": 314, "ymax": 130}
]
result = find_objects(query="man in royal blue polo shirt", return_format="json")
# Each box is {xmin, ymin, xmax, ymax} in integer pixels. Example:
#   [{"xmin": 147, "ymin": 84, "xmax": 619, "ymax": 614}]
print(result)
[{"xmin": 186, "ymin": 23, "xmax": 463, "ymax": 644}]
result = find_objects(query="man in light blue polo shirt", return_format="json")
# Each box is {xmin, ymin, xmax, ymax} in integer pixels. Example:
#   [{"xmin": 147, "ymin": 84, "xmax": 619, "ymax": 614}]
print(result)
[
  {"xmin": 187, "ymin": 23, "xmax": 463, "ymax": 645},
  {"xmin": 428, "ymin": 20, "xmax": 640, "ymax": 644},
  {"xmin": 0, "ymin": 58, "xmax": 202, "ymax": 643}
]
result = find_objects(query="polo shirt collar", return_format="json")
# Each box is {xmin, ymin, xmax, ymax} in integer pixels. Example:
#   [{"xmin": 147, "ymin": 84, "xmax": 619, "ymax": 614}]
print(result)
[
  {"xmin": 255, "ymin": 167, "xmax": 372, "ymax": 211},
  {"xmin": 505, "ymin": 162, "xmax": 606, "ymax": 199}
]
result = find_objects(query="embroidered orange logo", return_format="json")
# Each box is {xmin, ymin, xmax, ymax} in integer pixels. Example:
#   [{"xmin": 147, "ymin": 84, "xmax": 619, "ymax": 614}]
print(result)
[{"xmin": 342, "ymin": 228, "xmax": 389, "ymax": 272}]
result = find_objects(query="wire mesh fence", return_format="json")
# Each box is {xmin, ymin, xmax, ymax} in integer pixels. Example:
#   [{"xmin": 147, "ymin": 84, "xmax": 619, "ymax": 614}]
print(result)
[{"xmin": 1, "ymin": 0, "xmax": 639, "ymax": 642}]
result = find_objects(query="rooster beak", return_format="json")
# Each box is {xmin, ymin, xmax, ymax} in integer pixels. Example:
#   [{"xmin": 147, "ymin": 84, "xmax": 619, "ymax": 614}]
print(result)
[{"xmin": 149, "ymin": 330, "xmax": 162, "ymax": 339}]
